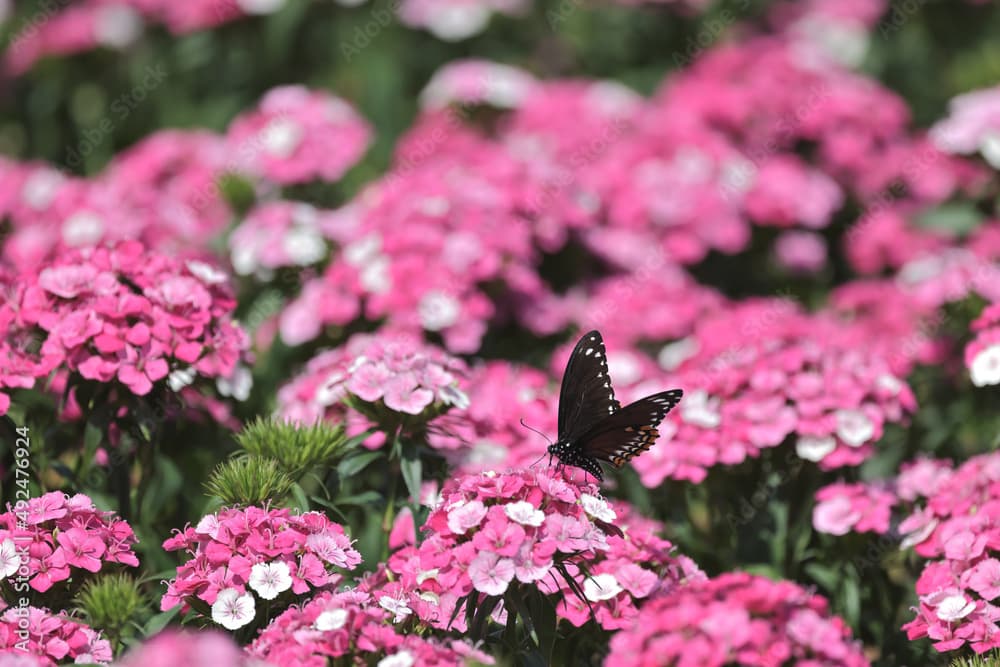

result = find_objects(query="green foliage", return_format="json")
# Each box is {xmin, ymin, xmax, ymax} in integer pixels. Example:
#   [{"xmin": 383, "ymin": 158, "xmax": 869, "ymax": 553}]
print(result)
[
  {"xmin": 235, "ymin": 417, "xmax": 350, "ymax": 478},
  {"xmin": 204, "ymin": 456, "xmax": 295, "ymax": 506},
  {"xmin": 75, "ymin": 574, "xmax": 146, "ymax": 651},
  {"xmin": 952, "ymin": 654, "xmax": 1000, "ymax": 667}
]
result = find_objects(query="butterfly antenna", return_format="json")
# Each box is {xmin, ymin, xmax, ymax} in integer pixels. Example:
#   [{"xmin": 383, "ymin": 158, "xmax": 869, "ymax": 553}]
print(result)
[{"xmin": 519, "ymin": 418, "xmax": 553, "ymax": 446}]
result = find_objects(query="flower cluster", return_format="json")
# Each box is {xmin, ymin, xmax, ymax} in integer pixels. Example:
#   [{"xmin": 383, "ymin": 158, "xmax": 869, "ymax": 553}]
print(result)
[
  {"xmin": 429, "ymin": 361, "xmax": 557, "ymax": 472},
  {"xmin": 605, "ymin": 572, "xmax": 870, "ymax": 666},
  {"xmin": 626, "ymin": 301, "xmax": 916, "ymax": 485},
  {"xmin": 3, "ymin": 1, "xmax": 303, "ymax": 75},
  {"xmin": 966, "ymin": 302, "xmax": 1000, "ymax": 387},
  {"xmin": 161, "ymin": 506, "xmax": 362, "ymax": 631},
  {"xmin": 0, "ymin": 603, "xmax": 112, "ymax": 666},
  {"xmin": 0, "ymin": 241, "xmax": 249, "ymax": 414},
  {"xmin": 0, "ymin": 492, "xmax": 138, "ymax": 594},
  {"xmin": 228, "ymin": 201, "xmax": 336, "ymax": 278},
  {"xmin": 898, "ymin": 452, "xmax": 1000, "ymax": 653},
  {"xmin": 811, "ymin": 481, "xmax": 898, "ymax": 536},
  {"xmin": 113, "ymin": 630, "xmax": 264, "ymax": 667},
  {"xmin": 553, "ymin": 502, "xmax": 704, "ymax": 630},
  {"xmin": 931, "ymin": 84, "xmax": 1000, "ymax": 169},
  {"xmin": 276, "ymin": 331, "xmax": 468, "ymax": 435},
  {"xmin": 0, "ymin": 133, "xmax": 231, "ymax": 273},
  {"xmin": 225, "ymin": 85, "xmax": 372, "ymax": 185},
  {"xmin": 381, "ymin": 468, "xmax": 627, "ymax": 631},
  {"xmin": 279, "ymin": 110, "xmax": 580, "ymax": 352},
  {"xmin": 246, "ymin": 589, "xmax": 494, "ymax": 666}
]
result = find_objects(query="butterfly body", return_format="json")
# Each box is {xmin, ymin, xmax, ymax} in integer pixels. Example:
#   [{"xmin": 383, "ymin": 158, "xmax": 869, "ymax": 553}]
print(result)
[{"xmin": 549, "ymin": 330, "xmax": 682, "ymax": 482}]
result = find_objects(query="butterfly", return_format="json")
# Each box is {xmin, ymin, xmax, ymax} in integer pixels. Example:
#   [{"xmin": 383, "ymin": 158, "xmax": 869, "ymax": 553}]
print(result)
[{"xmin": 547, "ymin": 330, "xmax": 682, "ymax": 482}]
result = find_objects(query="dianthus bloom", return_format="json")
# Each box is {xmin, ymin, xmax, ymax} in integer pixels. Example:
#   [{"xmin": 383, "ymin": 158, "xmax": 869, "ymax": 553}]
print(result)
[
  {"xmin": 0, "ymin": 604, "xmax": 111, "ymax": 666},
  {"xmin": 930, "ymin": 84, "xmax": 1000, "ymax": 168},
  {"xmin": 629, "ymin": 300, "xmax": 916, "ymax": 485},
  {"xmin": 428, "ymin": 361, "xmax": 556, "ymax": 471},
  {"xmin": 228, "ymin": 201, "xmax": 340, "ymax": 278},
  {"xmin": 0, "ymin": 241, "xmax": 249, "ymax": 415},
  {"xmin": 0, "ymin": 491, "xmax": 138, "ymax": 594},
  {"xmin": 226, "ymin": 85, "xmax": 372, "ymax": 185},
  {"xmin": 899, "ymin": 452, "xmax": 1000, "ymax": 653},
  {"xmin": 113, "ymin": 629, "xmax": 264, "ymax": 667},
  {"xmin": 811, "ymin": 482, "xmax": 898, "ymax": 536},
  {"xmin": 161, "ymin": 506, "xmax": 362, "ymax": 631},
  {"xmin": 552, "ymin": 502, "xmax": 704, "ymax": 630},
  {"xmin": 380, "ymin": 468, "xmax": 660, "ymax": 632},
  {"xmin": 965, "ymin": 302, "xmax": 1000, "ymax": 387},
  {"xmin": 605, "ymin": 573, "xmax": 870, "ymax": 667},
  {"xmin": 246, "ymin": 589, "xmax": 495, "ymax": 666},
  {"xmin": 276, "ymin": 331, "xmax": 468, "ymax": 432}
]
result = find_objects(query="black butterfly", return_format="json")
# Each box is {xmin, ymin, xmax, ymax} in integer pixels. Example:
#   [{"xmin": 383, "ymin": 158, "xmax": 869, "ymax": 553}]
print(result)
[{"xmin": 548, "ymin": 330, "xmax": 682, "ymax": 482}]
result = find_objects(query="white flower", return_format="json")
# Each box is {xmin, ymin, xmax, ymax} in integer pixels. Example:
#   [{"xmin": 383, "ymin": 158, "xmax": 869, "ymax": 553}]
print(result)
[
  {"xmin": 971, "ymin": 344, "xmax": 1000, "ymax": 387},
  {"xmin": 22, "ymin": 170, "xmax": 62, "ymax": 212},
  {"xmin": 359, "ymin": 256, "xmax": 392, "ymax": 294},
  {"xmin": 657, "ymin": 338, "xmax": 698, "ymax": 371},
  {"xmin": 377, "ymin": 651, "xmax": 415, "ymax": 667},
  {"xmin": 314, "ymin": 607, "xmax": 349, "ymax": 631},
  {"xmin": 607, "ymin": 352, "xmax": 642, "ymax": 386},
  {"xmin": 981, "ymin": 130, "xmax": 1000, "ymax": 170},
  {"xmin": 579, "ymin": 494, "xmax": 616, "ymax": 523},
  {"xmin": 504, "ymin": 501, "xmax": 545, "ymax": 527},
  {"xmin": 237, "ymin": 0, "xmax": 287, "ymax": 14},
  {"xmin": 211, "ymin": 588, "xmax": 256, "ymax": 630},
  {"xmin": 0, "ymin": 539, "xmax": 21, "ymax": 580},
  {"xmin": 94, "ymin": 5, "xmax": 142, "ymax": 47},
  {"xmin": 248, "ymin": 561, "xmax": 292, "ymax": 600},
  {"xmin": 583, "ymin": 573, "xmax": 623, "ymax": 602},
  {"xmin": 379, "ymin": 595, "xmax": 413, "ymax": 623},
  {"xmin": 795, "ymin": 435, "xmax": 837, "ymax": 462},
  {"xmin": 217, "ymin": 365, "xmax": 253, "ymax": 402},
  {"xmin": 418, "ymin": 291, "xmax": 461, "ymax": 331},
  {"xmin": 835, "ymin": 409, "xmax": 875, "ymax": 447},
  {"xmin": 680, "ymin": 390, "xmax": 721, "ymax": 429},
  {"xmin": 62, "ymin": 212, "xmax": 104, "ymax": 247},
  {"xmin": 935, "ymin": 594, "xmax": 976, "ymax": 622},
  {"xmin": 283, "ymin": 227, "xmax": 326, "ymax": 266},
  {"xmin": 438, "ymin": 385, "xmax": 470, "ymax": 410},
  {"xmin": 167, "ymin": 366, "xmax": 196, "ymax": 392},
  {"xmin": 343, "ymin": 234, "xmax": 382, "ymax": 265},
  {"xmin": 876, "ymin": 374, "xmax": 902, "ymax": 395},
  {"xmin": 186, "ymin": 260, "xmax": 229, "ymax": 284},
  {"xmin": 262, "ymin": 118, "xmax": 303, "ymax": 158}
]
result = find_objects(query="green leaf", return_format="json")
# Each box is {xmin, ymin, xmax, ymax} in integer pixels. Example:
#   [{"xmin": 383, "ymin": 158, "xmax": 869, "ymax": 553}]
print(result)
[
  {"xmin": 142, "ymin": 606, "xmax": 179, "ymax": 637},
  {"xmin": 804, "ymin": 562, "xmax": 840, "ymax": 593},
  {"xmin": 916, "ymin": 202, "xmax": 983, "ymax": 235},
  {"xmin": 400, "ymin": 449, "xmax": 422, "ymax": 503},
  {"xmin": 337, "ymin": 450, "xmax": 382, "ymax": 478},
  {"xmin": 330, "ymin": 491, "xmax": 383, "ymax": 507},
  {"xmin": 290, "ymin": 483, "xmax": 311, "ymax": 512},
  {"xmin": 139, "ymin": 455, "xmax": 182, "ymax": 520}
]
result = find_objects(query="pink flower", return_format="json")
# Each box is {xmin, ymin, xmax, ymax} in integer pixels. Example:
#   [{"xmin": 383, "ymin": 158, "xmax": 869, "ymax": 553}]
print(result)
[
  {"xmin": 226, "ymin": 85, "xmax": 372, "ymax": 186},
  {"xmin": 606, "ymin": 573, "xmax": 869, "ymax": 667},
  {"xmin": 966, "ymin": 559, "xmax": 1000, "ymax": 601},
  {"xmin": 161, "ymin": 506, "xmax": 361, "ymax": 623},
  {"xmin": 56, "ymin": 528, "xmax": 106, "ymax": 572}
]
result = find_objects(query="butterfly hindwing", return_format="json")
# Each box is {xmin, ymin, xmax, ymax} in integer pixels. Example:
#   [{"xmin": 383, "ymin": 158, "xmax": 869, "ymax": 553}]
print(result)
[
  {"xmin": 574, "ymin": 389, "xmax": 683, "ymax": 469},
  {"xmin": 557, "ymin": 330, "xmax": 620, "ymax": 441}
]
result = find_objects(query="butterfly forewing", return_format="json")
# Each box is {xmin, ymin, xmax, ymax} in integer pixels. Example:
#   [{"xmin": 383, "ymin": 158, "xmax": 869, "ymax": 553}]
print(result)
[
  {"xmin": 574, "ymin": 389, "xmax": 683, "ymax": 468},
  {"xmin": 557, "ymin": 330, "xmax": 620, "ymax": 441}
]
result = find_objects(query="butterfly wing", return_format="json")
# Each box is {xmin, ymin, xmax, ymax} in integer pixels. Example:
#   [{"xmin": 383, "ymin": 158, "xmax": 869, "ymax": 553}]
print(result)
[
  {"xmin": 575, "ymin": 389, "xmax": 683, "ymax": 468},
  {"xmin": 557, "ymin": 330, "xmax": 620, "ymax": 441}
]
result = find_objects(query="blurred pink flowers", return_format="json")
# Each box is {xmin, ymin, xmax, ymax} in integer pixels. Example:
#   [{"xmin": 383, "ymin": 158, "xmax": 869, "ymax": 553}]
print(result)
[{"xmin": 605, "ymin": 572, "xmax": 870, "ymax": 667}]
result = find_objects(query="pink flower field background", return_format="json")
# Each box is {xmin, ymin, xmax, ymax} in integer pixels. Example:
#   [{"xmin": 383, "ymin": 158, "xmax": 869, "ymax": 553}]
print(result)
[{"xmin": 3, "ymin": 0, "xmax": 1000, "ymax": 666}]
